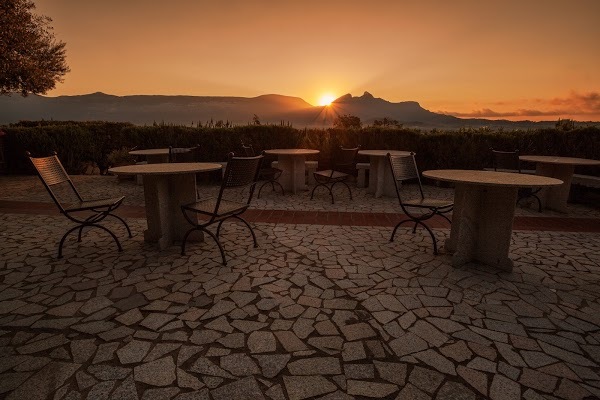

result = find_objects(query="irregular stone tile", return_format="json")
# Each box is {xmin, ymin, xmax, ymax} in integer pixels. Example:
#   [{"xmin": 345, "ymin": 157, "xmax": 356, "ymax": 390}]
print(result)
[
  {"xmin": 283, "ymin": 375, "xmax": 336, "ymax": 400},
  {"xmin": 435, "ymin": 381, "xmax": 476, "ymax": 400},
  {"xmin": 217, "ymin": 332, "xmax": 245, "ymax": 349},
  {"xmin": 288, "ymin": 357, "xmax": 341, "ymax": 375},
  {"xmin": 141, "ymin": 387, "xmax": 180, "ymax": 400},
  {"xmin": 248, "ymin": 331, "xmax": 277, "ymax": 353},
  {"xmin": 346, "ymin": 379, "xmax": 398, "ymax": 397},
  {"xmin": 92, "ymin": 342, "xmax": 120, "ymax": 364},
  {"xmin": 254, "ymin": 354, "xmax": 291, "ymax": 379},
  {"xmin": 190, "ymin": 330, "xmax": 223, "ymax": 345},
  {"xmin": 344, "ymin": 364, "xmax": 374, "ymax": 379},
  {"xmin": 408, "ymin": 366, "xmax": 444, "ymax": 394},
  {"xmin": 519, "ymin": 368, "xmax": 558, "ymax": 393},
  {"xmin": 457, "ymin": 366, "xmax": 488, "ymax": 397},
  {"xmin": 274, "ymin": 331, "xmax": 309, "ymax": 352},
  {"xmin": 414, "ymin": 349, "xmax": 456, "ymax": 376},
  {"xmin": 115, "ymin": 308, "xmax": 144, "ymax": 326},
  {"xmin": 189, "ymin": 357, "xmax": 235, "ymax": 379},
  {"xmin": 16, "ymin": 334, "xmax": 69, "ymax": 354},
  {"xmin": 395, "ymin": 383, "xmax": 430, "ymax": 400},
  {"xmin": 75, "ymin": 370, "xmax": 97, "ymax": 390},
  {"xmin": 140, "ymin": 313, "xmax": 176, "ymax": 331},
  {"xmin": 220, "ymin": 353, "xmax": 260, "ymax": 376},
  {"xmin": 103, "ymin": 376, "xmax": 138, "ymax": 400},
  {"xmin": 177, "ymin": 368, "xmax": 204, "ymax": 390},
  {"xmin": 340, "ymin": 322, "xmax": 377, "ymax": 341},
  {"xmin": 0, "ymin": 372, "xmax": 33, "ymax": 395},
  {"xmin": 117, "ymin": 340, "xmax": 152, "ymax": 364},
  {"xmin": 389, "ymin": 332, "xmax": 428, "ymax": 356},
  {"xmin": 70, "ymin": 339, "xmax": 97, "ymax": 364},
  {"xmin": 211, "ymin": 376, "xmax": 265, "ymax": 400},
  {"xmin": 6, "ymin": 361, "xmax": 80, "ymax": 400},
  {"xmin": 489, "ymin": 374, "xmax": 520, "ymax": 400},
  {"xmin": 88, "ymin": 365, "xmax": 131, "ymax": 381},
  {"xmin": 134, "ymin": 356, "xmax": 176, "ymax": 386},
  {"xmin": 174, "ymin": 389, "xmax": 210, "ymax": 400},
  {"xmin": 373, "ymin": 360, "xmax": 407, "ymax": 385},
  {"xmin": 341, "ymin": 341, "xmax": 366, "ymax": 361},
  {"xmin": 87, "ymin": 380, "xmax": 116, "ymax": 400}
]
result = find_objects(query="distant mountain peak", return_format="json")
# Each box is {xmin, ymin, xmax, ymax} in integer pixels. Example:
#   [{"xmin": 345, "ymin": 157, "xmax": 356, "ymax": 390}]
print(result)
[{"xmin": 361, "ymin": 91, "xmax": 374, "ymax": 99}]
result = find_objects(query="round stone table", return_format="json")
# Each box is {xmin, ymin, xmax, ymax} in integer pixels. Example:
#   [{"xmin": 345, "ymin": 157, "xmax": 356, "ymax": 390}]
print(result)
[
  {"xmin": 264, "ymin": 149, "xmax": 320, "ymax": 194},
  {"xmin": 357, "ymin": 150, "xmax": 411, "ymax": 198},
  {"xmin": 422, "ymin": 169, "xmax": 563, "ymax": 271},
  {"xmin": 109, "ymin": 163, "xmax": 222, "ymax": 250},
  {"xmin": 519, "ymin": 155, "xmax": 600, "ymax": 213}
]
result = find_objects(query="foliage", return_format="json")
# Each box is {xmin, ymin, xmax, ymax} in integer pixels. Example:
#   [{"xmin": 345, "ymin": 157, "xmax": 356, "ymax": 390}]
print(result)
[
  {"xmin": 333, "ymin": 114, "xmax": 362, "ymax": 130},
  {"xmin": 1, "ymin": 121, "xmax": 599, "ymax": 177},
  {"xmin": 0, "ymin": 0, "xmax": 69, "ymax": 96},
  {"xmin": 373, "ymin": 117, "xmax": 402, "ymax": 128},
  {"xmin": 107, "ymin": 147, "xmax": 136, "ymax": 167},
  {"xmin": 555, "ymin": 118, "xmax": 575, "ymax": 131}
]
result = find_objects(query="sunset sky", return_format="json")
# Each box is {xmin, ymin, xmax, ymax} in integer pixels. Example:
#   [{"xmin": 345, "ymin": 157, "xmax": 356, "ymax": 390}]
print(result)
[{"xmin": 36, "ymin": 0, "xmax": 600, "ymax": 121}]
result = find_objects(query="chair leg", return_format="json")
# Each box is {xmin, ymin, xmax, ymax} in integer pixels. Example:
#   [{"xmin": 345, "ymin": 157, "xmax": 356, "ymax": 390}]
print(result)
[
  {"xmin": 438, "ymin": 213, "xmax": 452, "ymax": 225},
  {"xmin": 233, "ymin": 215, "xmax": 258, "ymax": 248},
  {"xmin": 390, "ymin": 219, "xmax": 411, "ymax": 242},
  {"xmin": 415, "ymin": 220, "xmax": 438, "ymax": 255},
  {"xmin": 59, "ymin": 224, "xmax": 123, "ymax": 259},
  {"xmin": 181, "ymin": 226, "xmax": 227, "ymax": 265},
  {"xmin": 534, "ymin": 195, "xmax": 542, "ymax": 213}
]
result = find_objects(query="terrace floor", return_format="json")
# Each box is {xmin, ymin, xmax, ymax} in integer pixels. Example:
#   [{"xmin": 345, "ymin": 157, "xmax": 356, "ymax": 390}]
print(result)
[{"xmin": 0, "ymin": 174, "xmax": 599, "ymax": 400}]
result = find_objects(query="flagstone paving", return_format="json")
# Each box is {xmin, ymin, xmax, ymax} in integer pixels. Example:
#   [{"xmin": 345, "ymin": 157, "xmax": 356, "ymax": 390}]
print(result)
[{"xmin": 0, "ymin": 175, "xmax": 599, "ymax": 399}]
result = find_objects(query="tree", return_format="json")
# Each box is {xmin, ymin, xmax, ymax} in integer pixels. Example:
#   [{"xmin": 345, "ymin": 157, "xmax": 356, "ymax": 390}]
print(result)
[
  {"xmin": 333, "ymin": 114, "xmax": 362, "ymax": 129},
  {"xmin": 0, "ymin": 0, "xmax": 69, "ymax": 96},
  {"xmin": 373, "ymin": 117, "xmax": 403, "ymax": 128}
]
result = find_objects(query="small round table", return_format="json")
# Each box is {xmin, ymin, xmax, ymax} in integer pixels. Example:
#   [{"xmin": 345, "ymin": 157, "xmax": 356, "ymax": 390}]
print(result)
[
  {"xmin": 109, "ymin": 163, "xmax": 222, "ymax": 250},
  {"xmin": 357, "ymin": 150, "xmax": 411, "ymax": 198},
  {"xmin": 423, "ymin": 169, "xmax": 562, "ymax": 271},
  {"xmin": 519, "ymin": 155, "xmax": 600, "ymax": 213},
  {"xmin": 264, "ymin": 149, "xmax": 320, "ymax": 194}
]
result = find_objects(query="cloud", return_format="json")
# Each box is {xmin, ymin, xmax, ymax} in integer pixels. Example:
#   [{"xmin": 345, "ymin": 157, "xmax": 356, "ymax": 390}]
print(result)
[{"xmin": 439, "ymin": 91, "xmax": 600, "ymax": 119}]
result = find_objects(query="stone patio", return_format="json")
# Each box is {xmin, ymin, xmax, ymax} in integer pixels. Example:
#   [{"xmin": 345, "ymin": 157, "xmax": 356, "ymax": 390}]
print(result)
[{"xmin": 0, "ymin": 175, "xmax": 599, "ymax": 400}]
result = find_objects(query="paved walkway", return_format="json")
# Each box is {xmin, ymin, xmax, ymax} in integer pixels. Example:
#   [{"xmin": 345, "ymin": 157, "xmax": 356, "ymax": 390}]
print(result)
[{"xmin": 0, "ymin": 175, "xmax": 599, "ymax": 400}]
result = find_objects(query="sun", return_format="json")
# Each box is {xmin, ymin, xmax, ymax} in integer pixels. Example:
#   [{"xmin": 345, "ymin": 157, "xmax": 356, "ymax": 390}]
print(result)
[{"xmin": 318, "ymin": 94, "xmax": 336, "ymax": 106}]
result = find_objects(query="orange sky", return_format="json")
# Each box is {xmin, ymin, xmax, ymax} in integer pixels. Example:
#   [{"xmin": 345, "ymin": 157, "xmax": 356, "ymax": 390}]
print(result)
[{"xmin": 36, "ymin": 0, "xmax": 600, "ymax": 121}]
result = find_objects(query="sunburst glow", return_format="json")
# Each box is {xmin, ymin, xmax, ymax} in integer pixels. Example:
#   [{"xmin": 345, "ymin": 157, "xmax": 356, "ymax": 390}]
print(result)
[{"xmin": 318, "ymin": 94, "xmax": 336, "ymax": 106}]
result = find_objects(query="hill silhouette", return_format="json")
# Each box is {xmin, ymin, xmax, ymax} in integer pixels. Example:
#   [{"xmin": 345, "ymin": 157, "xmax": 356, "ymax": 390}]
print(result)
[{"xmin": 0, "ymin": 91, "xmax": 565, "ymax": 129}]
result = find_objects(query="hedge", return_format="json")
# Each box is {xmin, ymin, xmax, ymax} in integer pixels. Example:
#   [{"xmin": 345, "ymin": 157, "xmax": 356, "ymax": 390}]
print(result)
[{"xmin": 2, "ymin": 122, "xmax": 599, "ymax": 176}]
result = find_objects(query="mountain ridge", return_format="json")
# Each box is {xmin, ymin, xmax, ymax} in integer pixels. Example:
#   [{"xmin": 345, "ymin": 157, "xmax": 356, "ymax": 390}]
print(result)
[{"xmin": 0, "ymin": 91, "xmax": 571, "ymax": 129}]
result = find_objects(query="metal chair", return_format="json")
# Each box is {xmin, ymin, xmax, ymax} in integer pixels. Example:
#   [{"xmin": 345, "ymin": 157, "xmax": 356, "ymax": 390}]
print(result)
[
  {"xmin": 180, "ymin": 152, "xmax": 263, "ymax": 265},
  {"xmin": 388, "ymin": 152, "xmax": 453, "ymax": 254},
  {"xmin": 311, "ymin": 146, "xmax": 360, "ymax": 204},
  {"xmin": 490, "ymin": 148, "xmax": 542, "ymax": 212},
  {"xmin": 241, "ymin": 142, "xmax": 284, "ymax": 198},
  {"xmin": 27, "ymin": 151, "xmax": 132, "ymax": 258}
]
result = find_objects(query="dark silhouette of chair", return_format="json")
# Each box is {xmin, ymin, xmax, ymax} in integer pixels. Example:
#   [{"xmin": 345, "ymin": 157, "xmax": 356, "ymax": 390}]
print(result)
[
  {"xmin": 388, "ymin": 152, "xmax": 453, "ymax": 254},
  {"xmin": 27, "ymin": 151, "xmax": 132, "ymax": 258},
  {"xmin": 241, "ymin": 143, "xmax": 284, "ymax": 198},
  {"xmin": 490, "ymin": 148, "xmax": 542, "ymax": 212},
  {"xmin": 311, "ymin": 146, "xmax": 360, "ymax": 204},
  {"xmin": 180, "ymin": 152, "xmax": 263, "ymax": 265},
  {"xmin": 169, "ymin": 145, "xmax": 200, "ymax": 163}
]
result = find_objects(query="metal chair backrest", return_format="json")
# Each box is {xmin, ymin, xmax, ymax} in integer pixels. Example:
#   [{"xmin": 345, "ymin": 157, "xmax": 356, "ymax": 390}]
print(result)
[
  {"xmin": 332, "ymin": 146, "xmax": 360, "ymax": 174},
  {"xmin": 490, "ymin": 148, "xmax": 521, "ymax": 172},
  {"xmin": 211, "ymin": 152, "xmax": 263, "ymax": 215},
  {"xmin": 27, "ymin": 151, "xmax": 83, "ymax": 213},
  {"xmin": 388, "ymin": 152, "xmax": 425, "ymax": 201},
  {"xmin": 240, "ymin": 143, "xmax": 256, "ymax": 157}
]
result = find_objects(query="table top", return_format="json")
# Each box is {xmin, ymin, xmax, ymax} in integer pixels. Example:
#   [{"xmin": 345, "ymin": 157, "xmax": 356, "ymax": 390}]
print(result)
[
  {"xmin": 423, "ymin": 169, "xmax": 563, "ymax": 188},
  {"xmin": 519, "ymin": 155, "xmax": 600, "ymax": 166},
  {"xmin": 358, "ymin": 150, "xmax": 411, "ymax": 157},
  {"xmin": 264, "ymin": 149, "xmax": 320, "ymax": 156},
  {"xmin": 109, "ymin": 162, "xmax": 222, "ymax": 176},
  {"xmin": 129, "ymin": 148, "xmax": 170, "ymax": 156}
]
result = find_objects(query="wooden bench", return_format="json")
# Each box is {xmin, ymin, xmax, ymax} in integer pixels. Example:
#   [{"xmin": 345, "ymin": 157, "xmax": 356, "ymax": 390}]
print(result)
[{"xmin": 356, "ymin": 162, "xmax": 370, "ymax": 188}]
